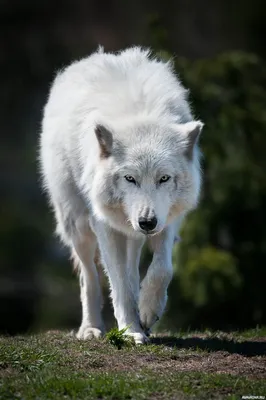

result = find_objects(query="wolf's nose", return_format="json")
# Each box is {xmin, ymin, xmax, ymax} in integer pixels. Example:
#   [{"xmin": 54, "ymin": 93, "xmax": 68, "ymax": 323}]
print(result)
[{"xmin": 138, "ymin": 217, "xmax": 157, "ymax": 232}]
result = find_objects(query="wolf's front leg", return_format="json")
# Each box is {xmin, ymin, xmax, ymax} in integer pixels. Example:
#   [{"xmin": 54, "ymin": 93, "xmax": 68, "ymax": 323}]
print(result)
[
  {"xmin": 139, "ymin": 219, "xmax": 180, "ymax": 333},
  {"xmin": 97, "ymin": 224, "xmax": 147, "ymax": 344}
]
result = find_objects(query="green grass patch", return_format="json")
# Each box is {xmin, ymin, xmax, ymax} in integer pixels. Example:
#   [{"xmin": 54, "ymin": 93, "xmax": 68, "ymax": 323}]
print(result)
[
  {"xmin": 105, "ymin": 325, "xmax": 134, "ymax": 349},
  {"xmin": 0, "ymin": 330, "xmax": 265, "ymax": 399}
]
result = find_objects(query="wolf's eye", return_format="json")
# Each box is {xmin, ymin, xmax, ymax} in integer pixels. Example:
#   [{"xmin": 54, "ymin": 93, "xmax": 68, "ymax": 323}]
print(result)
[
  {"xmin": 125, "ymin": 175, "xmax": 136, "ymax": 184},
  {"xmin": 159, "ymin": 175, "xmax": 171, "ymax": 184}
]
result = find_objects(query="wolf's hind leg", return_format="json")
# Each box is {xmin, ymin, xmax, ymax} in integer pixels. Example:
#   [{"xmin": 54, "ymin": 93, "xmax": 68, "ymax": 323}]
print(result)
[{"xmin": 71, "ymin": 217, "xmax": 105, "ymax": 340}]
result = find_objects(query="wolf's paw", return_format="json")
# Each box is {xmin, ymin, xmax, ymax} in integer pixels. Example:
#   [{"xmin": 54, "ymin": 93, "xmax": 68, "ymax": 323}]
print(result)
[
  {"xmin": 76, "ymin": 325, "xmax": 103, "ymax": 340},
  {"xmin": 139, "ymin": 306, "xmax": 160, "ymax": 332},
  {"xmin": 126, "ymin": 331, "xmax": 149, "ymax": 345},
  {"xmin": 139, "ymin": 288, "xmax": 167, "ymax": 331}
]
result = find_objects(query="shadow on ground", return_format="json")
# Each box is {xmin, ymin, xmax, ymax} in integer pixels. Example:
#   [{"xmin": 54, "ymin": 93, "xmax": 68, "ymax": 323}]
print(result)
[{"xmin": 151, "ymin": 336, "xmax": 266, "ymax": 357}]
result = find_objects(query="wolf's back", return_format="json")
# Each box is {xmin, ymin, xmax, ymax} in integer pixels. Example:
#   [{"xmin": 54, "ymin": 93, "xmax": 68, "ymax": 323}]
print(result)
[{"xmin": 43, "ymin": 47, "xmax": 192, "ymax": 126}]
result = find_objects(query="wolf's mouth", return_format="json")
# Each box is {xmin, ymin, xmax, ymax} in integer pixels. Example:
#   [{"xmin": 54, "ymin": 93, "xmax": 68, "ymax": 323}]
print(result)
[{"xmin": 141, "ymin": 228, "xmax": 163, "ymax": 237}]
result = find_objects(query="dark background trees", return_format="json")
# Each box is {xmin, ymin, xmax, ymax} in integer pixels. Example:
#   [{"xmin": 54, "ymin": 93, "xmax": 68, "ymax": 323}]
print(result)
[{"xmin": 1, "ymin": 0, "xmax": 266, "ymax": 334}]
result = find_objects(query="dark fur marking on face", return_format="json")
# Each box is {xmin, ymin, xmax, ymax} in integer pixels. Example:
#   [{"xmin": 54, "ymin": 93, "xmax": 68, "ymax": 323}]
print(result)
[
  {"xmin": 113, "ymin": 173, "xmax": 120, "ymax": 188},
  {"xmin": 104, "ymin": 174, "xmax": 124, "ymax": 206},
  {"xmin": 174, "ymin": 175, "xmax": 178, "ymax": 190}
]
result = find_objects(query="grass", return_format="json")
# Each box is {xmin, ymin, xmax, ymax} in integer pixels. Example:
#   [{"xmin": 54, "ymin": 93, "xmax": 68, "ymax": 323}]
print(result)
[
  {"xmin": 0, "ymin": 328, "xmax": 265, "ymax": 399},
  {"xmin": 105, "ymin": 325, "xmax": 134, "ymax": 349}
]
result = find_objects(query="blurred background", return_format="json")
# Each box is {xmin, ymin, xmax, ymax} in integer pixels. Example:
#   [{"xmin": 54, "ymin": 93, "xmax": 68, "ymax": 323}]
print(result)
[{"xmin": 1, "ymin": 0, "xmax": 266, "ymax": 335}]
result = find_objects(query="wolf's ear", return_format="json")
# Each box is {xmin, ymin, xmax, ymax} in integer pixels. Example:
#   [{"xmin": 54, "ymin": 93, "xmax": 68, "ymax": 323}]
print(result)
[
  {"xmin": 95, "ymin": 124, "xmax": 113, "ymax": 158},
  {"xmin": 179, "ymin": 121, "xmax": 204, "ymax": 160}
]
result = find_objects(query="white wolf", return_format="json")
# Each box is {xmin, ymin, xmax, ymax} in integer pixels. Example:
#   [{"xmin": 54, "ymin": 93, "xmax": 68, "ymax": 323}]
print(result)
[{"xmin": 40, "ymin": 47, "xmax": 203, "ymax": 344}]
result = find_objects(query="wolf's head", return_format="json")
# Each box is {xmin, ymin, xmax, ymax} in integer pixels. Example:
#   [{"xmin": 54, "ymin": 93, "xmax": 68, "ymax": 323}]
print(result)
[{"xmin": 90, "ymin": 121, "xmax": 203, "ymax": 236}]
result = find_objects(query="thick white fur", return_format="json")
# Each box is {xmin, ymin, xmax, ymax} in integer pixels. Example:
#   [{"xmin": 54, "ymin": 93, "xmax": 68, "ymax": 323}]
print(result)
[{"xmin": 40, "ymin": 47, "xmax": 203, "ymax": 344}]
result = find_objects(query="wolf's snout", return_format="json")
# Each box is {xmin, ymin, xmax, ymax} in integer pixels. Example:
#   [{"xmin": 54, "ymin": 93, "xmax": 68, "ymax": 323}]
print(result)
[{"xmin": 138, "ymin": 216, "xmax": 157, "ymax": 232}]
